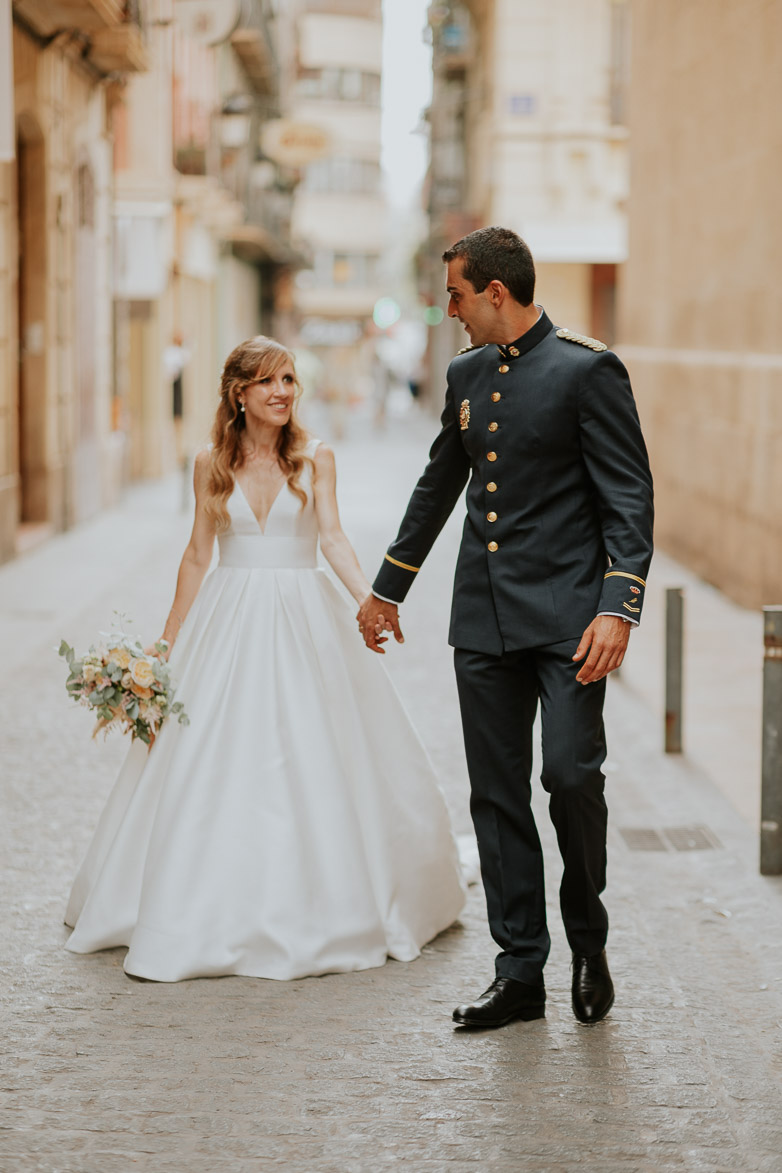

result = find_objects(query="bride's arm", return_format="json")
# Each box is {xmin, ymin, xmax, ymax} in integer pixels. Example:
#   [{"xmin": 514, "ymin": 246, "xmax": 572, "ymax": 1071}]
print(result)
[
  {"xmin": 156, "ymin": 450, "xmax": 217, "ymax": 655},
  {"xmin": 312, "ymin": 444, "xmax": 372, "ymax": 605}
]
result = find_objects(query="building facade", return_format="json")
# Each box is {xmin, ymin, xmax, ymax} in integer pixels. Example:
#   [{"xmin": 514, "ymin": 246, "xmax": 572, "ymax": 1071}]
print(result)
[
  {"xmin": 420, "ymin": 0, "xmax": 630, "ymax": 402},
  {"xmin": 0, "ymin": 0, "xmax": 298, "ymax": 563},
  {"xmin": 1, "ymin": 1, "xmax": 147, "ymax": 560},
  {"xmin": 617, "ymin": 0, "xmax": 782, "ymax": 609},
  {"xmin": 114, "ymin": 0, "xmax": 296, "ymax": 480},
  {"xmin": 287, "ymin": 0, "xmax": 386, "ymax": 416}
]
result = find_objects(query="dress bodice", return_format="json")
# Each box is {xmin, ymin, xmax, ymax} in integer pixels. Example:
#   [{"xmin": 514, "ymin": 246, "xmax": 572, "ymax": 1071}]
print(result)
[{"xmin": 217, "ymin": 438, "xmax": 320, "ymax": 569}]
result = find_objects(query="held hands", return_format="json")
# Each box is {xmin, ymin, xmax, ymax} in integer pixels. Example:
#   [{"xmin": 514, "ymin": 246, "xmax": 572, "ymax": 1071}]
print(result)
[
  {"xmin": 356, "ymin": 594, "xmax": 404, "ymax": 654},
  {"xmin": 572, "ymin": 615, "xmax": 630, "ymax": 684}
]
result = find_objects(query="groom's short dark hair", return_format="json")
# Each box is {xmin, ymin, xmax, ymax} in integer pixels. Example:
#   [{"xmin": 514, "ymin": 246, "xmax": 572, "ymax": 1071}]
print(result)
[{"xmin": 443, "ymin": 226, "xmax": 536, "ymax": 307}]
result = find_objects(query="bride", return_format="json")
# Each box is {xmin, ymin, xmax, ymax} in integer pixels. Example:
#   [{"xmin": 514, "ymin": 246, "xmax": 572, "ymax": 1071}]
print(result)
[{"xmin": 65, "ymin": 335, "xmax": 465, "ymax": 982}]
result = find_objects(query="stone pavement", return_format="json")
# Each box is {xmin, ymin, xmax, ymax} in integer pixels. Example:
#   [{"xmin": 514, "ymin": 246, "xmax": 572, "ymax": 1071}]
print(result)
[{"xmin": 2, "ymin": 401, "xmax": 782, "ymax": 1173}]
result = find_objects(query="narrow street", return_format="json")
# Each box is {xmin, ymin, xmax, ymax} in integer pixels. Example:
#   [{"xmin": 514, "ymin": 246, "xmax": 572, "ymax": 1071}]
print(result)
[{"xmin": 2, "ymin": 405, "xmax": 782, "ymax": 1172}]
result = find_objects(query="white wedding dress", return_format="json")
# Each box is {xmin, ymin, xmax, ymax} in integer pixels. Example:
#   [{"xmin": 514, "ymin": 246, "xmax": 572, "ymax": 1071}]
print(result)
[{"xmin": 64, "ymin": 440, "xmax": 465, "ymax": 982}]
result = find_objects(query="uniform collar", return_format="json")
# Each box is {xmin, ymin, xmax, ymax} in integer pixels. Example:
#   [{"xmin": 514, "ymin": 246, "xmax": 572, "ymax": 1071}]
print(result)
[{"xmin": 496, "ymin": 309, "xmax": 552, "ymax": 361}]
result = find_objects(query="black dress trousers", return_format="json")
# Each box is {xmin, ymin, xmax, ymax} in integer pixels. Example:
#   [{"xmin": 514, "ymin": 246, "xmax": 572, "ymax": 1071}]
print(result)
[{"xmin": 454, "ymin": 637, "xmax": 609, "ymax": 985}]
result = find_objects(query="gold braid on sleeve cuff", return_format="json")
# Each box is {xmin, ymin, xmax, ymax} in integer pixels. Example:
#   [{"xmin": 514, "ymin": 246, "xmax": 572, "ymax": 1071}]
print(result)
[
  {"xmin": 603, "ymin": 571, "xmax": 646, "ymax": 587},
  {"xmin": 384, "ymin": 554, "xmax": 420, "ymax": 573}
]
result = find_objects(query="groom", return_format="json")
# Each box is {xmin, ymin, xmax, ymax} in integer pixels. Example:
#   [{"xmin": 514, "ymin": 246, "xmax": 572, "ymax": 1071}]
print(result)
[{"xmin": 358, "ymin": 226, "xmax": 654, "ymax": 1028}]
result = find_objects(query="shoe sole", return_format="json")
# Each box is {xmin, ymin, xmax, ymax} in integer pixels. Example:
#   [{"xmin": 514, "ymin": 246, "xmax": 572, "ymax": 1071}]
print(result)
[
  {"xmin": 452, "ymin": 1005, "xmax": 546, "ymax": 1028},
  {"xmin": 573, "ymin": 991, "xmax": 614, "ymax": 1025}
]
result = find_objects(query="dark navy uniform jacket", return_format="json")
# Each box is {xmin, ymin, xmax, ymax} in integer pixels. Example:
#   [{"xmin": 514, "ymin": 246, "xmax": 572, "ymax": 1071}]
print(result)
[{"xmin": 372, "ymin": 310, "xmax": 654, "ymax": 656}]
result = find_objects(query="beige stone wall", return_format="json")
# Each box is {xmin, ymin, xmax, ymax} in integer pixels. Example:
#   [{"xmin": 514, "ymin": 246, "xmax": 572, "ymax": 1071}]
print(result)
[
  {"xmin": 618, "ymin": 0, "xmax": 782, "ymax": 608},
  {"xmin": 1, "ymin": 23, "xmax": 118, "ymax": 560},
  {"xmin": 536, "ymin": 263, "xmax": 591, "ymax": 336},
  {"xmin": 0, "ymin": 157, "xmax": 16, "ymax": 559}
]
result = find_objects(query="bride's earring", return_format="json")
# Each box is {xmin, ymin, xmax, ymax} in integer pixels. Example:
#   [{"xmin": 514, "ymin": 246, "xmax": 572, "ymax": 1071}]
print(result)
[{"xmin": 239, "ymin": 400, "xmax": 246, "ymax": 413}]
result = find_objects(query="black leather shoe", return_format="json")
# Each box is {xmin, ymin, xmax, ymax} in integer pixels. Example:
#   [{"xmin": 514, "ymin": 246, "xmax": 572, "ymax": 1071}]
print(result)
[
  {"xmin": 453, "ymin": 977, "xmax": 546, "ymax": 1028},
  {"xmin": 571, "ymin": 949, "xmax": 614, "ymax": 1024}
]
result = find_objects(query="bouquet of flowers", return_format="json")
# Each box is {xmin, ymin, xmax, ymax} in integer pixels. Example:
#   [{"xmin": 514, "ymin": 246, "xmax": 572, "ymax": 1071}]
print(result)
[{"xmin": 58, "ymin": 619, "xmax": 189, "ymax": 747}]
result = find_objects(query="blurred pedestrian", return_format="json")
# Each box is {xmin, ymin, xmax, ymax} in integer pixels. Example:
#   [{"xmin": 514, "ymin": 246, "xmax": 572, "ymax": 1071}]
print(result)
[
  {"xmin": 163, "ymin": 332, "xmax": 191, "ymax": 508},
  {"xmin": 371, "ymin": 349, "xmax": 390, "ymax": 429},
  {"xmin": 358, "ymin": 227, "xmax": 654, "ymax": 1029},
  {"xmin": 64, "ymin": 335, "xmax": 464, "ymax": 982},
  {"xmin": 162, "ymin": 332, "xmax": 190, "ymax": 461}
]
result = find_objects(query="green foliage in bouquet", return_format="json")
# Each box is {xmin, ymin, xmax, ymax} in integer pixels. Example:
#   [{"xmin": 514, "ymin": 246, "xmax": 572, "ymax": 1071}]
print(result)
[{"xmin": 58, "ymin": 619, "xmax": 189, "ymax": 747}]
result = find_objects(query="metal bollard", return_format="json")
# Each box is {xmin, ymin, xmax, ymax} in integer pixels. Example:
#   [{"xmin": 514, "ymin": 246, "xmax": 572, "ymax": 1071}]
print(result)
[
  {"xmin": 665, "ymin": 587, "xmax": 684, "ymax": 753},
  {"xmin": 760, "ymin": 606, "xmax": 782, "ymax": 875}
]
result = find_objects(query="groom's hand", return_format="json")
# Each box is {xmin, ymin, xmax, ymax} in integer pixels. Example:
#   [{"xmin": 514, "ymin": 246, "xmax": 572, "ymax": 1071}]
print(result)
[
  {"xmin": 356, "ymin": 594, "xmax": 404, "ymax": 655},
  {"xmin": 572, "ymin": 615, "xmax": 630, "ymax": 684}
]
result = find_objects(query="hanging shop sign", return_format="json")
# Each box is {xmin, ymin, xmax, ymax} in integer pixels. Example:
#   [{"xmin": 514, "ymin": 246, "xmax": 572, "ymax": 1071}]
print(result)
[{"xmin": 260, "ymin": 120, "xmax": 332, "ymax": 169}]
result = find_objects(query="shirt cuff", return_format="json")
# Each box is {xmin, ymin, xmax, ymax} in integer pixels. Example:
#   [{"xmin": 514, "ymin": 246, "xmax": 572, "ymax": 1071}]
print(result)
[
  {"xmin": 372, "ymin": 591, "xmax": 401, "ymax": 606},
  {"xmin": 598, "ymin": 610, "xmax": 638, "ymax": 627}
]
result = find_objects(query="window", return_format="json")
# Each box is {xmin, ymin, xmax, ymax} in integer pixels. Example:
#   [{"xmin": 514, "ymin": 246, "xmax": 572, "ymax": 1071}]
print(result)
[
  {"xmin": 340, "ymin": 69, "xmax": 363, "ymax": 101},
  {"xmin": 303, "ymin": 157, "xmax": 381, "ymax": 195},
  {"xmin": 295, "ymin": 67, "xmax": 382, "ymax": 106},
  {"xmin": 300, "ymin": 250, "xmax": 380, "ymax": 289}
]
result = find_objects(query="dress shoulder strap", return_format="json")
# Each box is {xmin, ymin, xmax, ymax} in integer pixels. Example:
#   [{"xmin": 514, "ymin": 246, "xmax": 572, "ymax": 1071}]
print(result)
[{"xmin": 305, "ymin": 437, "xmax": 322, "ymax": 458}]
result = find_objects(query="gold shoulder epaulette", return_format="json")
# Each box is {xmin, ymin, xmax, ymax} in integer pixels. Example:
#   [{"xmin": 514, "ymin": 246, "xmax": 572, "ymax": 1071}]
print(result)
[
  {"xmin": 455, "ymin": 343, "xmax": 485, "ymax": 356},
  {"xmin": 556, "ymin": 327, "xmax": 608, "ymax": 353}
]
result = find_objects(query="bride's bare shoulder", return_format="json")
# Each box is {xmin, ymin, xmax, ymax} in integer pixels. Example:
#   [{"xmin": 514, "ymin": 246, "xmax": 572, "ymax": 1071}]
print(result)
[
  {"xmin": 312, "ymin": 442, "xmax": 335, "ymax": 476},
  {"xmin": 192, "ymin": 447, "xmax": 214, "ymax": 491}
]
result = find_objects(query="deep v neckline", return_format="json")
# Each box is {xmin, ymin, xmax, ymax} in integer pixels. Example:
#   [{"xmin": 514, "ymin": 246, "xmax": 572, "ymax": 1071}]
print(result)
[{"xmin": 234, "ymin": 475, "xmax": 287, "ymax": 535}]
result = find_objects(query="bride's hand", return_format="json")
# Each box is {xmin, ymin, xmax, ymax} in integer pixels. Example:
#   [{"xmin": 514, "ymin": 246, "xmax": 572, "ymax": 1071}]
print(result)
[
  {"xmin": 356, "ymin": 594, "xmax": 404, "ymax": 654},
  {"xmin": 145, "ymin": 639, "xmax": 171, "ymax": 662}
]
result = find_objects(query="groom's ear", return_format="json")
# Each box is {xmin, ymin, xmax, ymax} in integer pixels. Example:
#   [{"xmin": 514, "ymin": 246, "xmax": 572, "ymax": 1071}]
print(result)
[{"xmin": 486, "ymin": 280, "xmax": 507, "ymax": 306}]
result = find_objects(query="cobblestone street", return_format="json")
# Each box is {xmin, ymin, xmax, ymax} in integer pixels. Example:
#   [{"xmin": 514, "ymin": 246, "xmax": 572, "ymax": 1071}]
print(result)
[{"xmin": 2, "ymin": 406, "xmax": 782, "ymax": 1172}]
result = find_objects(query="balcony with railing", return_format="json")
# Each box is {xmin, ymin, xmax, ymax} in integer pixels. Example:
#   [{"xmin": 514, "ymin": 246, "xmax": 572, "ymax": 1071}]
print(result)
[
  {"xmin": 12, "ymin": 0, "xmax": 147, "ymax": 72},
  {"xmin": 90, "ymin": 1, "xmax": 146, "ymax": 73},
  {"xmin": 230, "ymin": 0, "xmax": 278, "ymax": 97}
]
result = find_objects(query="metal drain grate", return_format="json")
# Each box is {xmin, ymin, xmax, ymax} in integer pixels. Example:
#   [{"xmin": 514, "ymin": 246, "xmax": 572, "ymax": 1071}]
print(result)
[
  {"xmin": 663, "ymin": 825, "xmax": 722, "ymax": 851},
  {"xmin": 618, "ymin": 825, "xmax": 722, "ymax": 852},
  {"xmin": 618, "ymin": 828, "xmax": 668, "ymax": 852}
]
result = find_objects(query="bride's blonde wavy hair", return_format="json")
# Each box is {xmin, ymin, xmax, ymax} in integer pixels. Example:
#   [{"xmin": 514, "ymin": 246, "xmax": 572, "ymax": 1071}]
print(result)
[{"xmin": 205, "ymin": 335, "xmax": 311, "ymax": 533}]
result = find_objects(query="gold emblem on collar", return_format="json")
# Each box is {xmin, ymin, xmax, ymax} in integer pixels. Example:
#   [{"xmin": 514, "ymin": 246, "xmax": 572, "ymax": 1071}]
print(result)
[
  {"xmin": 460, "ymin": 399, "xmax": 471, "ymax": 430},
  {"xmin": 508, "ymin": 346, "xmax": 520, "ymax": 357}
]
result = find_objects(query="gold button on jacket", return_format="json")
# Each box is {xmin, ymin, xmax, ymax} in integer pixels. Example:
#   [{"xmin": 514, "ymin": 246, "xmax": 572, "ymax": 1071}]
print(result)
[
  {"xmin": 487, "ymin": 481, "xmax": 497, "ymax": 492},
  {"xmin": 491, "ymin": 392, "xmax": 501, "ymax": 402},
  {"xmin": 487, "ymin": 451, "xmax": 497, "ymax": 462},
  {"xmin": 487, "ymin": 511, "xmax": 497, "ymax": 522},
  {"xmin": 488, "ymin": 422, "xmax": 498, "ymax": 432},
  {"xmin": 488, "ymin": 541, "xmax": 498, "ymax": 552},
  {"xmin": 498, "ymin": 364, "xmax": 509, "ymax": 374}
]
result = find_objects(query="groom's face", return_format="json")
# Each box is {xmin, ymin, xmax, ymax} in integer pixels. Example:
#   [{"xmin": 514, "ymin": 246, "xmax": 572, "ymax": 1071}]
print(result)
[{"xmin": 445, "ymin": 258, "xmax": 499, "ymax": 346}]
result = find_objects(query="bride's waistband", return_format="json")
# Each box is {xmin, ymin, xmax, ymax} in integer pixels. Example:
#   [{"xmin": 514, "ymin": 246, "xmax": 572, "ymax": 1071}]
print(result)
[{"xmin": 217, "ymin": 535, "xmax": 318, "ymax": 569}]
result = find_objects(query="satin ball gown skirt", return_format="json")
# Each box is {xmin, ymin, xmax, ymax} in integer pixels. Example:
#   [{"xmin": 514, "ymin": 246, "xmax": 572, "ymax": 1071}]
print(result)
[{"xmin": 65, "ymin": 461, "xmax": 465, "ymax": 982}]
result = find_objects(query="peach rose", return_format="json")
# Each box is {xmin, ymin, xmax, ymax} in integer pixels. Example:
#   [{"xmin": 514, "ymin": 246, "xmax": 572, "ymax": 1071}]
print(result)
[
  {"xmin": 109, "ymin": 647, "xmax": 132, "ymax": 669},
  {"xmin": 130, "ymin": 683, "xmax": 154, "ymax": 700},
  {"xmin": 130, "ymin": 658, "xmax": 156, "ymax": 688}
]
